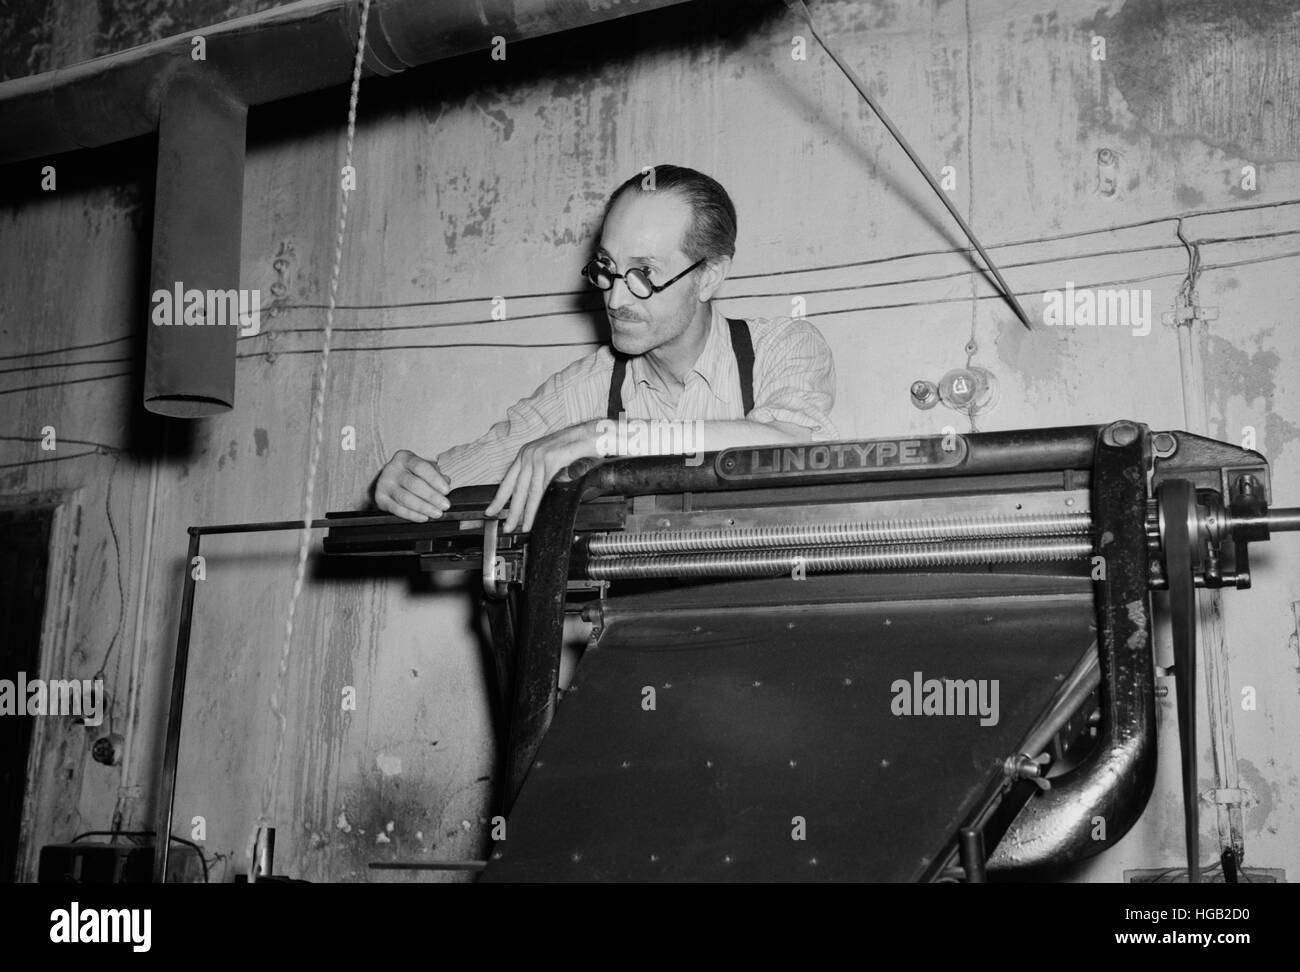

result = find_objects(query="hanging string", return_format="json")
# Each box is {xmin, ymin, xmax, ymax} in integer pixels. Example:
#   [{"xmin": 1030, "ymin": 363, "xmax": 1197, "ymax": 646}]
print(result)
[{"xmin": 248, "ymin": 0, "xmax": 373, "ymax": 880}]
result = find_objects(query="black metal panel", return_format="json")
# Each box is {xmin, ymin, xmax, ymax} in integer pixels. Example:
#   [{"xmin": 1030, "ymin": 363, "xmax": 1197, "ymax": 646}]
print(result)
[{"xmin": 482, "ymin": 574, "xmax": 1094, "ymax": 882}]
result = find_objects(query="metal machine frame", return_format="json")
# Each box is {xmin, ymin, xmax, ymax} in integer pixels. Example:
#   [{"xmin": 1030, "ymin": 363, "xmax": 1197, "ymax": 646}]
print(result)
[{"xmin": 155, "ymin": 421, "xmax": 1297, "ymax": 881}]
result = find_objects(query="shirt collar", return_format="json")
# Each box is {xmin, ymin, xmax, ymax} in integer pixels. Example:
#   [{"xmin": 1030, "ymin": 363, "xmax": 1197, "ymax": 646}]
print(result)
[{"xmin": 629, "ymin": 305, "xmax": 729, "ymax": 395}]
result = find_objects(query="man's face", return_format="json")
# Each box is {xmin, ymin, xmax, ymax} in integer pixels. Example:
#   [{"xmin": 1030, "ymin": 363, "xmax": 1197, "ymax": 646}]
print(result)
[{"xmin": 596, "ymin": 190, "xmax": 704, "ymax": 356}]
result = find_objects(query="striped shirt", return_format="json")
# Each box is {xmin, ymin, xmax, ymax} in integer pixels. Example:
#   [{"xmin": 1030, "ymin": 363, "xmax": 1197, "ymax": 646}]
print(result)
[{"xmin": 436, "ymin": 305, "xmax": 838, "ymax": 486}]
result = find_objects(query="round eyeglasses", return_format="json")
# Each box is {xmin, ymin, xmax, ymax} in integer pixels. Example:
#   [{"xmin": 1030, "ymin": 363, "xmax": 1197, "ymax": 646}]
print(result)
[{"xmin": 582, "ymin": 257, "xmax": 705, "ymax": 299}]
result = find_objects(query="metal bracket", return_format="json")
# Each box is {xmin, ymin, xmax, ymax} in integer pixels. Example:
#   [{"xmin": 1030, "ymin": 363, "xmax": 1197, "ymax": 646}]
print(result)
[
  {"xmin": 1206, "ymin": 786, "xmax": 1254, "ymax": 808},
  {"xmin": 482, "ymin": 518, "xmax": 522, "ymax": 597},
  {"xmin": 1163, "ymin": 295, "xmax": 1219, "ymax": 326}
]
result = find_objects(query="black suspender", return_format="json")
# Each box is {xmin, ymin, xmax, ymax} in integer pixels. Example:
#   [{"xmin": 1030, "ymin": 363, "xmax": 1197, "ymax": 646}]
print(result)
[
  {"xmin": 607, "ymin": 317, "xmax": 754, "ymax": 420},
  {"xmin": 728, "ymin": 316, "xmax": 755, "ymax": 417}
]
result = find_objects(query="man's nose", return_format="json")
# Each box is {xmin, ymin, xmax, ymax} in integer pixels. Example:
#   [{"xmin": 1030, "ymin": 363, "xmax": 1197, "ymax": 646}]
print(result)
[{"xmin": 606, "ymin": 276, "xmax": 637, "ymax": 312}]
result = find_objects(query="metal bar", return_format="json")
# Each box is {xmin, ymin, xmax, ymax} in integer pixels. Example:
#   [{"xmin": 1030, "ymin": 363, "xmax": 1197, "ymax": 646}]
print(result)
[
  {"xmin": 958, "ymin": 828, "xmax": 987, "ymax": 883},
  {"xmin": 1265, "ymin": 508, "xmax": 1300, "ymax": 532},
  {"xmin": 988, "ymin": 423, "xmax": 1157, "ymax": 870},
  {"xmin": 501, "ymin": 474, "xmax": 591, "ymax": 813},
  {"xmin": 585, "ymin": 511, "xmax": 1092, "ymax": 556},
  {"xmin": 785, "ymin": 0, "xmax": 1033, "ymax": 330},
  {"xmin": 198, "ymin": 515, "xmax": 393, "ymax": 535},
  {"xmin": 153, "ymin": 528, "xmax": 202, "ymax": 883},
  {"xmin": 585, "ymin": 426, "xmax": 1104, "ymax": 500},
  {"xmin": 368, "ymin": 860, "xmax": 487, "ymax": 871},
  {"xmin": 586, "ymin": 537, "xmax": 1093, "ymax": 580},
  {"xmin": 1013, "ymin": 642, "xmax": 1102, "ymax": 764}
]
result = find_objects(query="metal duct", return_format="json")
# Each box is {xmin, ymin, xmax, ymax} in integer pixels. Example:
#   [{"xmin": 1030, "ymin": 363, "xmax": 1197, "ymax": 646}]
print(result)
[
  {"xmin": 144, "ymin": 74, "xmax": 247, "ymax": 417},
  {"xmin": 0, "ymin": 0, "xmax": 696, "ymax": 165}
]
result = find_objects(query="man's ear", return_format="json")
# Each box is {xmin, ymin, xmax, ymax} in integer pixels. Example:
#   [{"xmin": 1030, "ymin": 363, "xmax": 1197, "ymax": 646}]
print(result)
[{"xmin": 697, "ymin": 256, "xmax": 732, "ymax": 302}]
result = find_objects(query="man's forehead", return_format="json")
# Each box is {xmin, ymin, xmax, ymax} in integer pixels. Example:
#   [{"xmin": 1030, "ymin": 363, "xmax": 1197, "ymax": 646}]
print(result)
[{"xmin": 599, "ymin": 191, "xmax": 691, "ymax": 260}]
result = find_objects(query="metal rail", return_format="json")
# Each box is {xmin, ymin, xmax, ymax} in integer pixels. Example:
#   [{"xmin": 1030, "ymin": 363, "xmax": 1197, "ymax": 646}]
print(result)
[
  {"xmin": 584, "ymin": 511, "xmax": 1092, "ymax": 556},
  {"xmin": 586, "ymin": 537, "xmax": 1093, "ymax": 580}
]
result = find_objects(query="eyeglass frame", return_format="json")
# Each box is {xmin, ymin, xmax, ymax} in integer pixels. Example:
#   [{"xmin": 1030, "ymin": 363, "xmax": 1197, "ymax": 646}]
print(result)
[{"xmin": 582, "ymin": 255, "xmax": 707, "ymax": 299}]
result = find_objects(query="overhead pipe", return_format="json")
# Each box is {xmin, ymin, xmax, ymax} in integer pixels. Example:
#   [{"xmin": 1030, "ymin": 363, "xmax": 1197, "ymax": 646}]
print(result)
[
  {"xmin": 144, "ymin": 73, "xmax": 247, "ymax": 416},
  {"xmin": 0, "ymin": 0, "xmax": 695, "ymax": 165}
]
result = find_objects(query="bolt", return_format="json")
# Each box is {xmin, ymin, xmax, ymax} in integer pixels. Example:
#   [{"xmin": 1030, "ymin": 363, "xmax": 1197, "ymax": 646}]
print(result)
[
  {"xmin": 910, "ymin": 380, "xmax": 939, "ymax": 409},
  {"xmin": 1105, "ymin": 421, "xmax": 1140, "ymax": 447}
]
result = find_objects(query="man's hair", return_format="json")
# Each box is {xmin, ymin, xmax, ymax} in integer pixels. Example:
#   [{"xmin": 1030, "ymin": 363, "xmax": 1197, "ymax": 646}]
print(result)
[{"xmin": 604, "ymin": 164, "xmax": 738, "ymax": 263}]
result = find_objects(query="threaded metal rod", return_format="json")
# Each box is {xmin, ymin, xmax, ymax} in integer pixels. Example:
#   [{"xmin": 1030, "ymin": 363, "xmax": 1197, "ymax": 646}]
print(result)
[
  {"xmin": 586, "ymin": 537, "xmax": 1094, "ymax": 580},
  {"xmin": 585, "ymin": 511, "xmax": 1092, "ymax": 556}
]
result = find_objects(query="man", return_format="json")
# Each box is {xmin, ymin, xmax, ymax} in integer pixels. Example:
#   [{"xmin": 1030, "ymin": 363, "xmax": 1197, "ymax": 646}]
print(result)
[{"xmin": 374, "ymin": 164, "xmax": 837, "ymax": 533}]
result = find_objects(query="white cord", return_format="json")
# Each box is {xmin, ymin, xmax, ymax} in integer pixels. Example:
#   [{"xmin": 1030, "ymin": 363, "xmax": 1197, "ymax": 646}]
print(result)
[{"xmin": 248, "ymin": 0, "xmax": 373, "ymax": 880}]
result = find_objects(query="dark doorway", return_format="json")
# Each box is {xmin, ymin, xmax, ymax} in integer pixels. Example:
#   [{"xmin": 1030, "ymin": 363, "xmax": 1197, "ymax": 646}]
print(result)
[{"xmin": 0, "ymin": 507, "xmax": 54, "ymax": 882}]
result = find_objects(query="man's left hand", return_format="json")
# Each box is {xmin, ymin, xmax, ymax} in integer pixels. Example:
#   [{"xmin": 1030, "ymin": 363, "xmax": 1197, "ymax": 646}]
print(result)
[{"xmin": 485, "ymin": 420, "xmax": 603, "ymax": 533}]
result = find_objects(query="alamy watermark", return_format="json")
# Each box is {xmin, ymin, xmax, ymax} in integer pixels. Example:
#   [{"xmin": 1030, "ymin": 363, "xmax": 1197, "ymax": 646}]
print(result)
[
  {"xmin": 890, "ymin": 671, "xmax": 999, "ymax": 726},
  {"xmin": 596, "ymin": 415, "xmax": 705, "ymax": 466},
  {"xmin": 0, "ymin": 672, "xmax": 104, "ymax": 726},
  {"xmin": 50, "ymin": 902, "xmax": 150, "ymax": 951},
  {"xmin": 1042, "ymin": 282, "xmax": 1152, "ymax": 336},
  {"xmin": 151, "ymin": 282, "xmax": 261, "ymax": 336}
]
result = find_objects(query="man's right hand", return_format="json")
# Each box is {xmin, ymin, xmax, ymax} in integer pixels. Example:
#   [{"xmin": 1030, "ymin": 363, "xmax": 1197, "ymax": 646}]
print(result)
[{"xmin": 373, "ymin": 450, "xmax": 452, "ymax": 522}]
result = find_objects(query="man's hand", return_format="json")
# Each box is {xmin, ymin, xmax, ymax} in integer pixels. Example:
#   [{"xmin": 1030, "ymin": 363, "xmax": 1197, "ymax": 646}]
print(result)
[
  {"xmin": 485, "ymin": 420, "xmax": 602, "ymax": 533},
  {"xmin": 374, "ymin": 450, "xmax": 452, "ymax": 522}
]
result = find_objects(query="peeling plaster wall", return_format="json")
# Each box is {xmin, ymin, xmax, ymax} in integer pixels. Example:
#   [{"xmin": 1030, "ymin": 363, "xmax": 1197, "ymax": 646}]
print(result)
[{"xmin": 1, "ymin": 0, "xmax": 1297, "ymax": 882}]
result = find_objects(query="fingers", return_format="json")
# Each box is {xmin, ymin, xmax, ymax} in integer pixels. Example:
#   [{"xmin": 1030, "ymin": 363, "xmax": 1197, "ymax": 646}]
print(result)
[
  {"xmin": 501, "ymin": 461, "xmax": 535, "ymax": 534},
  {"xmin": 395, "ymin": 468, "xmax": 450, "ymax": 514},
  {"xmin": 391, "ymin": 484, "xmax": 444, "ymax": 521},
  {"xmin": 484, "ymin": 457, "xmax": 522, "ymax": 519},
  {"xmin": 375, "ymin": 450, "xmax": 450, "ymax": 522},
  {"xmin": 519, "ymin": 452, "xmax": 552, "ymax": 533}
]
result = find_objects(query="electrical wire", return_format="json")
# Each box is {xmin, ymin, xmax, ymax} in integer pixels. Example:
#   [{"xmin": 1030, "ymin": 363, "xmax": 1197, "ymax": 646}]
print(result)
[
  {"xmin": 1, "ymin": 199, "xmax": 1297, "ymax": 370},
  {"xmin": 0, "ymin": 241, "xmax": 1294, "ymax": 407},
  {"xmin": 0, "ymin": 371, "xmax": 134, "ymax": 396},
  {"xmin": 0, "ymin": 334, "xmax": 131, "ymax": 364},
  {"xmin": 0, "ymin": 239, "xmax": 1293, "ymax": 404},
  {"xmin": 92, "ymin": 453, "xmax": 127, "ymax": 685},
  {"xmin": 0, "ymin": 357, "xmax": 135, "ymax": 376}
]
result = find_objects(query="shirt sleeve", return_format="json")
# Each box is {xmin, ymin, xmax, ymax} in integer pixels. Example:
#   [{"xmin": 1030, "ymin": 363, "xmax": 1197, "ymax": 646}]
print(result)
[
  {"xmin": 746, "ymin": 317, "xmax": 839, "ymax": 440},
  {"xmin": 435, "ymin": 348, "xmax": 611, "ymax": 487}
]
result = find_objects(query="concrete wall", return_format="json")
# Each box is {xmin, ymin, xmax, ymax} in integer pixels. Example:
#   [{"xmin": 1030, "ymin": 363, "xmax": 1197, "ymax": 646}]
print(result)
[{"xmin": 1, "ymin": 0, "xmax": 1297, "ymax": 881}]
